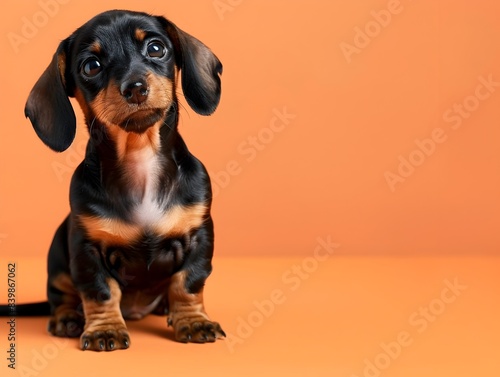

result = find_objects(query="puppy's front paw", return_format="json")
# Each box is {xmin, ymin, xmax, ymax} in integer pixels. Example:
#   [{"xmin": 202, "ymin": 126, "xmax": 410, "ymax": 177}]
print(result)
[
  {"xmin": 80, "ymin": 326, "xmax": 130, "ymax": 351},
  {"xmin": 170, "ymin": 316, "xmax": 225, "ymax": 343}
]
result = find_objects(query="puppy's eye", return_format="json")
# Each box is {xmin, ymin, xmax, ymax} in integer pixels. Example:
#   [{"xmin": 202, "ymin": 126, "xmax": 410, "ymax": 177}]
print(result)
[
  {"xmin": 147, "ymin": 41, "xmax": 166, "ymax": 58},
  {"xmin": 82, "ymin": 59, "xmax": 102, "ymax": 77}
]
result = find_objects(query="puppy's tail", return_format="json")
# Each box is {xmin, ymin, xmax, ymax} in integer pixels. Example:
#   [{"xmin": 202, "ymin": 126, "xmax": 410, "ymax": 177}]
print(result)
[{"xmin": 0, "ymin": 302, "xmax": 50, "ymax": 316}]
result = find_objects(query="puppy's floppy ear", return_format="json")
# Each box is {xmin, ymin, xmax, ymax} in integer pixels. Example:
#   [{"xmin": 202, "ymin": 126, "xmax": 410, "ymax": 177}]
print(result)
[
  {"xmin": 158, "ymin": 17, "xmax": 222, "ymax": 115},
  {"xmin": 25, "ymin": 38, "xmax": 76, "ymax": 152}
]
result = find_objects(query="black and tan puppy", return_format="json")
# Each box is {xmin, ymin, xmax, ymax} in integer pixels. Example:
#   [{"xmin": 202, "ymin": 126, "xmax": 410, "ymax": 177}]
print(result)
[{"xmin": 22, "ymin": 10, "xmax": 224, "ymax": 351}]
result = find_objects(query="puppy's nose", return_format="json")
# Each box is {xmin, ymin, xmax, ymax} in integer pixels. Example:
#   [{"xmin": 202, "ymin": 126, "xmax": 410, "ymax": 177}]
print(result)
[{"xmin": 121, "ymin": 80, "xmax": 149, "ymax": 104}]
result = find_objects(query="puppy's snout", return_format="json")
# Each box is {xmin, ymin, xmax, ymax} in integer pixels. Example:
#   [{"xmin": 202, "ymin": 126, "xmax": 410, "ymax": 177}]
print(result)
[{"xmin": 121, "ymin": 79, "xmax": 149, "ymax": 104}]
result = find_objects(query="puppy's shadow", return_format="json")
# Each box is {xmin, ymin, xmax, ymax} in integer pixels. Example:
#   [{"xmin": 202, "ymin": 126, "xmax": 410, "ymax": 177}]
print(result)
[{"xmin": 126, "ymin": 315, "xmax": 176, "ymax": 341}]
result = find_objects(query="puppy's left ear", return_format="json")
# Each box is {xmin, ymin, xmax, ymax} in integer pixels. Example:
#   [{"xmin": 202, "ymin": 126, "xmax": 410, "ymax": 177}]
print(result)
[
  {"xmin": 25, "ymin": 38, "xmax": 76, "ymax": 152},
  {"xmin": 158, "ymin": 17, "xmax": 222, "ymax": 115}
]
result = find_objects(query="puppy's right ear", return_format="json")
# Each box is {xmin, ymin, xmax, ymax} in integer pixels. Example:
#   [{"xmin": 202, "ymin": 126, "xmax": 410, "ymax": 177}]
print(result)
[
  {"xmin": 25, "ymin": 39, "xmax": 76, "ymax": 152},
  {"xmin": 157, "ymin": 17, "xmax": 222, "ymax": 116}
]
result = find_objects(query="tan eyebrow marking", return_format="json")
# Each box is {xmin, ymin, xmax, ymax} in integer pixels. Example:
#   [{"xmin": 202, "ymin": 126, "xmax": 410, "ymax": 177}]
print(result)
[
  {"xmin": 135, "ymin": 28, "xmax": 146, "ymax": 42},
  {"xmin": 90, "ymin": 41, "xmax": 101, "ymax": 54}
]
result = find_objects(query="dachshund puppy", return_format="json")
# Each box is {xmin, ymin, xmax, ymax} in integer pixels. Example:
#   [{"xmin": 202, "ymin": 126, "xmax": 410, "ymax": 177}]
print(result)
[{"xmin": 24, "ymin": 10, "xmax": 224, "ymax": 351}]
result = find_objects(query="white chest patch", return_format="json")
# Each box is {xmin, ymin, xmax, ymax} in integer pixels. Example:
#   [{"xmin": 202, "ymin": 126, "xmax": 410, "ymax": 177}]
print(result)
[
  {"xmin": 124, "ymin": 149, "xmax": 166, "ymax": 228},
  {"xmin": 134, "ymin": 187, "xmax": 164, "ymax": 227}
]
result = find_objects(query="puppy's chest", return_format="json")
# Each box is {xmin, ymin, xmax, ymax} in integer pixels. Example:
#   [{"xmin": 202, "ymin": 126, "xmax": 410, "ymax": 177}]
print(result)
[{"xmin": 79, "ymin": 153, "xmax": 207, "ymax": 245}]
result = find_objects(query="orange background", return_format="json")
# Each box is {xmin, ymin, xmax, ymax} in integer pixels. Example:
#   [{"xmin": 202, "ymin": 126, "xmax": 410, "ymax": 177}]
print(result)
[
  {"xmin": 0, "ymin": 0, "xmax": 499, "ymax": 257},
  {"xmin": 0, "ymin": 1, "xmax": 499, "ymax": 376}
]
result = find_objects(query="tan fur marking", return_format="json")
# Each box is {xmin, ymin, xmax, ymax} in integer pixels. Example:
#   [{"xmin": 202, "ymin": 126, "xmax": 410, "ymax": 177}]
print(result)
[
  {"xmin": 168, "ymin": 270, "xmax": 207, "ymax": 323},
  {"xmin": 48, "ymin": 273, "xmax": 83, "ymax": 337},
  {"xmin": 79, "ymin": 279, "xmax": 130, "ymax": 350},
  {"xmin": 167, "ymin": 270, "xmax": 225, "ymax": 342},
  {"xmin": 135, "ymin": 28, "xmax": 146, "ymax": 41},
  {"xmin": 156, "ymin": 203, "xmax": 208, "ymax": 237},
  {"xmin": 107, "ymin": 122, "xmax": 161, "ymax": 161},
  {"xmin": 78, "ymin": 203, "xmax": 208, "ymax": 245},
  {"xmin": 81, "ymin": 279, "xmax": 125, "ymax": 333},
  {"xmin": 90, "ymin": 80, "xmax": 127, "ymax": 125},
  {"xmin": 90, "ymin": 41, "xmax": 101, "ymax": 54},
  {"xmin": 52, "ymin": 273, "xmax": 78, "ymax": 298},
  {"xmin": 53, "ymin": 304, "xmax": 80, "ymax": 320},
  {"xmin": 74, "ymin": 88, "xmax": 91, "ymax": 120},
  {"xmin": 77, "ymin": 215, "xmax": 143, "ymax": 245}
]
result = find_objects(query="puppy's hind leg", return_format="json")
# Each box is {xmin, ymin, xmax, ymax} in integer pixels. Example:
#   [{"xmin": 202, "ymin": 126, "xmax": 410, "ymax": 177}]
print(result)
[{"xmin": 46, "ymin": 217, "xmax": 85, "ymax": 338}]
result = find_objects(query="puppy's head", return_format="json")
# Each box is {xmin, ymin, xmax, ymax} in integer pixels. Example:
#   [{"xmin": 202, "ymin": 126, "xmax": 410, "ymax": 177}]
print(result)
[{"xmin": 25, "ymin": 10, "xmax": 222, "ymax": 152}]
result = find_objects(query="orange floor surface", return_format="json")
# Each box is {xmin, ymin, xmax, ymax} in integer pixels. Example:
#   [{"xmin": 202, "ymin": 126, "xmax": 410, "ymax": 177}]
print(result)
[{"xmin": 0, "ymin": 256, "xmax": 498, "ymax": 377}]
